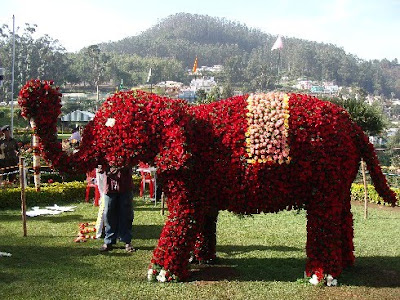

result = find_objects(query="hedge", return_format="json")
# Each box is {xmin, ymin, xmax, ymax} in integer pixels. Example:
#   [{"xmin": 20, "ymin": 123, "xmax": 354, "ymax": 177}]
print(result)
[
  {"xmin": 0, "ymin": 181, "xmax": 86, "ymax": 210},
  {"xmin": 351, "ymin": 183, "xmax": 399, "ymax": 206},
  {"xmin": 1, "ymin": 182, "xmax": 397, "ymax": 210}
]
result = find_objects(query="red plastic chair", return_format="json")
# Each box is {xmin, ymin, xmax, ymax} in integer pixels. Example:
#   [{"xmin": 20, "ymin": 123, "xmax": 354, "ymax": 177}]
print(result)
[
  {"xmin": 139, "ymin": 163, "xmax": 155, "ymax": 199},
  {"xmin": 85, "ymin": 169, "xmax": 100, "ymax": 206}
]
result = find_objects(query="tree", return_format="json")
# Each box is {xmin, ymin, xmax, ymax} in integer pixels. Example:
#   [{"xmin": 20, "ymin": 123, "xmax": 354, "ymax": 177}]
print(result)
[
  {"xmin": 221, "ymin": 83, "xmax": 234, "ymax": 98},
  {"xmin": 195, "ymin": 89, "xmax": 207, "ymax": 104},
  {"xmin": 85, "ymin": 45, "xmax": 109, "ymax": 101},
  {"xmin": 387, "ymin": 129, "xmax": 400, "ymax": 168},
  {"xmin": 328, "ymin": 97, "xmax": 386, "ymax": 136},
  {"xmin": 0, "ymin": 23, "xmax": 68, "ymax": 101},
  {"xmin": 206, "ymin": 86, "xmax": 221, "ymax": 103}
]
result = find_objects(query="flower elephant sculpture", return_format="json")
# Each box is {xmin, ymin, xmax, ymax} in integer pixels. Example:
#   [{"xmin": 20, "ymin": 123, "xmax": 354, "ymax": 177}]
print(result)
[{"xmin": 18, "ymin": 79, "xmax": 397, "ymax": 285}]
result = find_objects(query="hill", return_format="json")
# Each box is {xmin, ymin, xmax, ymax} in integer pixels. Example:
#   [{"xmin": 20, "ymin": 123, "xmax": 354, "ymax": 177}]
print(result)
[
  {"xmin": 100, "ymin": 13, "xmax": 272, "ymax": 67},
  {"xmin": 99, "ymin": 13, "xmax": 399, "ymax": 96}
]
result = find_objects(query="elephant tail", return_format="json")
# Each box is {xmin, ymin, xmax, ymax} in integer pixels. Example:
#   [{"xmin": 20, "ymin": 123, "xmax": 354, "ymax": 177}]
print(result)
[{"xmin": 353, "ymin": 122, "xmax": 398, "ymax": 206}]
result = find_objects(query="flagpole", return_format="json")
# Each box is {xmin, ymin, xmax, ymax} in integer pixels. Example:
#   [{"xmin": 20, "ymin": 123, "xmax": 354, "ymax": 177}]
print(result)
[
  {"xmin": 271, "ymin": 35, "xmax": 283, "ymax": 78},
  {"xmin": 278, "ymin": 51, "xmax": 281, "ymax": 75},
  {"xmin": 147, "ymin": 67, "xmax": 152, "ymax": 93},
  {"xmin": 10, "ymin": 15, "xmax": 16, "ymax": 137},
  {"xmin": 192, "ymin": 56, "xmax": 198, "ymax": 80}
]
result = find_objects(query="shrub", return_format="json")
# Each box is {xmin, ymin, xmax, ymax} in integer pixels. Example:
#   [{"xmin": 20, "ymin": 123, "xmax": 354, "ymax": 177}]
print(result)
[
  {"xmin": 0, "ymin": 174, "xmax": 142, "ymax": 210},
  {"xmin": 0, "ymin": 181, "xmax": 86, "ymax": 209},
  {"xmin": 2, "ymin": 181, "xmax": 395, "ymax": 210},
  {"xmin": 351, "ymin": 183, "xmax": 399, "ymax": 206}
]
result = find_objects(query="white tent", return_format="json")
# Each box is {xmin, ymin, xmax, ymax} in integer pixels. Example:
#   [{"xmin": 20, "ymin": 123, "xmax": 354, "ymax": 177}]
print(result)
[{"xmin": 61, "ymin": 110, "xmax": 95, "ymax": 122}]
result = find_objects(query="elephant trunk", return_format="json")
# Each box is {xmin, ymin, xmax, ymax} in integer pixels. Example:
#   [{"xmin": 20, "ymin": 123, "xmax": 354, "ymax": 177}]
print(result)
[{"xmin": 18, "ymin": 79, "xmax": 94, "ymax": 175}]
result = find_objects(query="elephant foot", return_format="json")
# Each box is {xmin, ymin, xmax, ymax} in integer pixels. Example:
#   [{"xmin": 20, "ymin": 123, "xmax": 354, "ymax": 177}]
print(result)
[
  {"xmin": 147, "ymin": 264, "xmax": 180, "ymax": 282},
  {"xmin": 189, "ymin": 255, "xmax": 219, "ymax": 265},
  {"xmin": 309, "ymin": 273, "xmax": 338, "ymax": 286}
]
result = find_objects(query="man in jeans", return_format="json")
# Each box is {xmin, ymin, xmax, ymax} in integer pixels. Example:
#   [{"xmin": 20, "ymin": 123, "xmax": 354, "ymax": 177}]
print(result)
[{"xmin": 98, "ymin": 165, "xmax": 135, "ymax": 253}]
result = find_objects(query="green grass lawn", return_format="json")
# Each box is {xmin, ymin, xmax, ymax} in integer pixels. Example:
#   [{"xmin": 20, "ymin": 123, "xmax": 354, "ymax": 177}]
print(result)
[{"xmin": 0, "ymin": 197, "xmax": 399, "ymax": 300}]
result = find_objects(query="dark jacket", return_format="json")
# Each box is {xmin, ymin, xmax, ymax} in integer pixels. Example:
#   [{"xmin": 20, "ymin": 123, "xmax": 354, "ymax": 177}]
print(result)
[
  {"xmin": 99, "ymin": 166, "xmax": 133, "ymax": 194},
  {"xmin": 0, "ymin": 137, "xmax": 18, "ymax": 167}
]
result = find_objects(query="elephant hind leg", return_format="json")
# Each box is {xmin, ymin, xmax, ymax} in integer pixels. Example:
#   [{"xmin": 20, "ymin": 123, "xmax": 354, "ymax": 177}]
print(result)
[
  {"xmin": 305, "ymin": 191, "xmax": 344, "ymax": 282},
  {"xmin": 193, "ymin": 209, "xmax": 219, "ymax": 264},
  {"xmin": 341, "ymin": 192, "xmax": 355, "ymax": 269}
]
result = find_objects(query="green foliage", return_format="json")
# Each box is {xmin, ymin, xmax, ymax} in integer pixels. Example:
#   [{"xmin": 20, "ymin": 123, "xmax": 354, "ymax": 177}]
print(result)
[
  {"xmin": 221, "ymin": 83, "xmax": 234, "ymax": 99},
  {"xmin": 351, "ymin": 183, "xmax": 399, "ymax": 206},
  {"xmin": 101, "ymin": 13, "xmax": 400, "ymax": 97},
  {"xmin": 327, "ymin": 97, "xmax": 386, "ymax": 135},
  {"xmin": 2, "ymin": 15, "xmax": 399, "ymax": 99},
  {"xmin": 386, "ymin": 129, "xmax": 400, "ymax": 168},
  {"xmin": 0, "ymin": 107, "xmax": 30, "ymax": 130},
  {"xmin": 0, "ymin": 23, "xmax": 68, "ymax": 100},
  {"xmin": 195, "ymin": 89, "xmax": 207, "ymax": 103},
  {"xmin": 0, "ymin": 181, "xmax": 86, "ymax": 209},
  {"xmin": 85, "ymin": 45, "xmax": 109, "ymax": 89},
  {"xmin": 206, "ymin": 86, "xmax": 221, "ymax": 103}
]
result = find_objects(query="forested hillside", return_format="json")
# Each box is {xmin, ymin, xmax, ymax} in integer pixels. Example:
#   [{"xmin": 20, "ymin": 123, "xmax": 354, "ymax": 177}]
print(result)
[
  {"xmin": 101, "ymin": 13, "xmax": 272, "ymax": 66},
  {"xmin": 0, "ymin": 13, "xmax": 399, "ymax": 97},
  {"xmin": 101, "ymin": 13, "xmax": 400, "ymax": 97}
]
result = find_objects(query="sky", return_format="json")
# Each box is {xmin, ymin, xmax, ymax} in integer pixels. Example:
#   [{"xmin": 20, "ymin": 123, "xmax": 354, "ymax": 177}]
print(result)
[{"xmin": 0, "ymin": 0, "xmax": 399, "ymax": 61}]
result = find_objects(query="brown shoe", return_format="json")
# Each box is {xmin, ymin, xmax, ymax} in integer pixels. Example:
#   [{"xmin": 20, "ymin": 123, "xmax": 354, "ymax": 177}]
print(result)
[
  {"xmin": 99, "ymin": 244, "xmax": 112, "ymax": 252},
  {"xmin": 125, "ymin": 243, "xmax": 136, "ymax": 253}
]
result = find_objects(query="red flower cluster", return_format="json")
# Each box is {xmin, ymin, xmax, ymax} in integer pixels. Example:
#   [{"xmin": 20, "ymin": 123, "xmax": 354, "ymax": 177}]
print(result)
[
  {"xmin": 18, "ymin": 79, "xmax": 74, "ymax": 173},
  {"xmin": 18, "ymin": 81, "xmax": 397, "ymax": 284}
]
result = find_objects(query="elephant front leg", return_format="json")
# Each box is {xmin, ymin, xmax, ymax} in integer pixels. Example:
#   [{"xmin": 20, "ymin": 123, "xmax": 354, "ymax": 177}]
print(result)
[
  {"xmin": 148, "ymin": 203, "xmax": 205, "ymax": 282},
  {"xmin": 192, "ymin": 209, "xmax": 219, "ymax": 264}
]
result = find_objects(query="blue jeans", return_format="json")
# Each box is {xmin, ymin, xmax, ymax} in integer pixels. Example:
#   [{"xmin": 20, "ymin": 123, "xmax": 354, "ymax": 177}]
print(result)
[{"xmin": 103, "ymin": 191, "xmax": 134, "ymax": 245}]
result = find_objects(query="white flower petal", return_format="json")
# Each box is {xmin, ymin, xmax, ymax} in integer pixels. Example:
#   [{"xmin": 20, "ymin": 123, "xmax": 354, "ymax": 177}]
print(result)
[
  {"xmin": 156, "ymin": 269, "xmax": 167, "ymax": 282},
  {"xmin": 326, "ymin": 274, "xmax": 338, "ymax": 287},
  {"xmin": 309, "ymin": 274, "xmax": 320, "ymax": 285},
  {"xmin": 105, "ymin": 118, "xmax": 116, "ymax": 127}
]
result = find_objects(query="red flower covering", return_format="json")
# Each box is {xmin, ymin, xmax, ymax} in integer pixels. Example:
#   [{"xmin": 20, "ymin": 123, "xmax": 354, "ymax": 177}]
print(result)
[{"xmin": 18, "ymin": 80, "xmax": 398, "ymax": 284}]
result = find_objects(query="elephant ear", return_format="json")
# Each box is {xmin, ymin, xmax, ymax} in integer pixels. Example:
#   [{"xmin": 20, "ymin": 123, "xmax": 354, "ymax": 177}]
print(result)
[{"xmin": 155, "ymin": 117, "xmax": 191, "ymax": 171}]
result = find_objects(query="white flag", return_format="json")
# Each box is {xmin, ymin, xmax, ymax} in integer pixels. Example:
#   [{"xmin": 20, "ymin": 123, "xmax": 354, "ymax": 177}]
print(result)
[
  {"xmin": 271, "ymin": 36, "xmax": 283, "ymax": 51},
  {"xmin": 146, "ymin": 68, "xmax": 152, "ymax": 83}
]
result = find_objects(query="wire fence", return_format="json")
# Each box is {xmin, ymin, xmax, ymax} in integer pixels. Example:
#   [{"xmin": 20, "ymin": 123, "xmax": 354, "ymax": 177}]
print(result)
[{"xmin": 0, "ymin": 162, "xmax": 60, "ymax": 186}]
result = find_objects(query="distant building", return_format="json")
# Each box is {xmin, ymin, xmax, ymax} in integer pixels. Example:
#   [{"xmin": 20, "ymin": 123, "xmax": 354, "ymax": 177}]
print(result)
[
  {"xmin": 178, "ymin": 91, "xmax": 196, "ymax": 102},
  {"xmin": 155, "ymin": 81, "xmax": 184, "ymax": 89},
  {"xmin": 187, "ymin": 76, "xmax": 217, "ymax": 93},
  {"xmin": 191, "ymin": 65, "xmax": 223, "ymax": 74},
  {"xmin": 387, "ymin": 127, "xmax": 399, "ymax": 137},
  {"xmin": 310, "ymin": 86, "xmax": 324, "ymax": 93},
  {"xmin": 293, "ymin": 80, "xmax": 313, "ymax": 90},
  {"xmin": 322, "ymin": 82, "xmax": 339, "ymax": 94}
]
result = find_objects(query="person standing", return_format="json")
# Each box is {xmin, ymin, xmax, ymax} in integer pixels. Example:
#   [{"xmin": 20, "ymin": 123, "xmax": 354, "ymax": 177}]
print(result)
[
  {"xmin": 98, "ymin": 165, "xmax": 135, "ymax": 252},
  {"xmin": 0, "ymin": 125, "xmax": 19, "ymax": 182},
  {"xmin": 69, "ymin": 127, "xmax": 81, "ymax": 146}
]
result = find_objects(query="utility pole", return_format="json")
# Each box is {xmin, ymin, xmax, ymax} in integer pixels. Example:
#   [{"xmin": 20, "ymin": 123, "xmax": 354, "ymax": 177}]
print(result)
[{"xmin": 10, "ymin": 15, "xmax": 16, "ymax": 137}]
